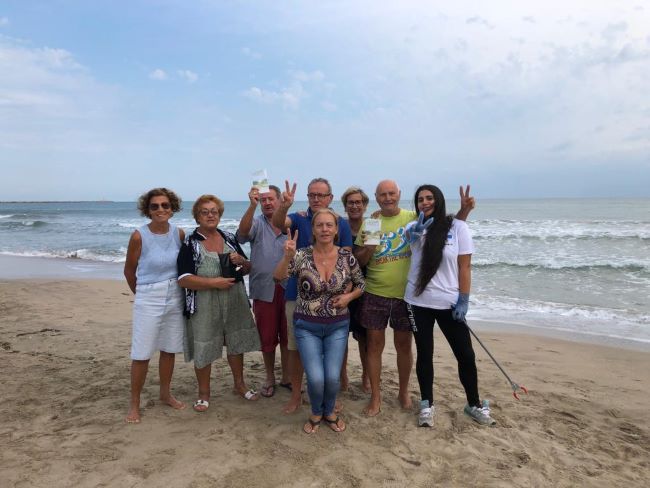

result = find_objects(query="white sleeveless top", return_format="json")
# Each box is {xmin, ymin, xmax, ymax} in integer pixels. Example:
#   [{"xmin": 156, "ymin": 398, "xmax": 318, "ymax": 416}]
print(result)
[{"xmin": 135, "ymin": 224, "xmax": 182, "ymax": 285}]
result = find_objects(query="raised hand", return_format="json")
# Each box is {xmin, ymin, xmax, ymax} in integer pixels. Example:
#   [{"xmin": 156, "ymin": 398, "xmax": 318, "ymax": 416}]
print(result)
[
  {"xmin": 459, "ymin": 185, "xmax": 475, "ymax": 214},
  {"xmin": 281, "ymin": 180, "xmax": 297, "ymax": 210},
  {"xmin": 284, "ymin": 228, "xmax": 298, "ymax": 259},
  {"xmin": 407, "ymin": 211, "xmax": 433, "ymax": 243},
  {"xmin": 248, "ymin": 186, "xmax": 260, "ymax": 207}
]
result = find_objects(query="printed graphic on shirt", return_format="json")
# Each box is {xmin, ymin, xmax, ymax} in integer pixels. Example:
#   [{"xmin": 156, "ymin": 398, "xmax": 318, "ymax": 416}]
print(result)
[{"xmin": 374, "ymin": 225, "xmax": 411, "ymax": 265}]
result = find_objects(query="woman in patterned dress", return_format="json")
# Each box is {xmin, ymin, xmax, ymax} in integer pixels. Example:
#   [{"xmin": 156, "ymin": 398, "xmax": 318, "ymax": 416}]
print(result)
[{"xmin": 178, "ymin": 195, "xmax": 261, "ymax": 412}]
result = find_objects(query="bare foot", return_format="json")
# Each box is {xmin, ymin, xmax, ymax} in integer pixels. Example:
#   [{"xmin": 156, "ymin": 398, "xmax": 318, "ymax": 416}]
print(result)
[
  {"xmin": 283, "ymin": 395, "xmax": 302, "ymax": 414},
  {"xmin": 398, "ymin": 393, "xmax": 413, "ymax": 410},
  {"xmin": 160, "ymin": 394, "xmax": 186, "ymax": 410},
  {"xmin": 125, "ymin": 405, "xmax": 141, "ymax": 424},
  {"xmin": 362, "ymin": 400, "xmax": 381, "ymax": 417}
]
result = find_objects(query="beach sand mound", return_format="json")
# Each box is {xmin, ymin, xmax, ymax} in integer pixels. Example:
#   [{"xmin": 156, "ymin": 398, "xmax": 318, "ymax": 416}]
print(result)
[{"xmin": 1, "ymin": 280, "xmax": 648, "ymax": 487}]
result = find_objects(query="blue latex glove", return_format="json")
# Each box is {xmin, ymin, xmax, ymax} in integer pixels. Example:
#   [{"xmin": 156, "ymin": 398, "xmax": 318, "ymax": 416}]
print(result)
[
  {"xmin": 451, "ymin": 293, "xmax": 469, "ymax": 322},
  {"xmin": 406, "ymin": 211, "xmax": 434, "ymax": 243}
]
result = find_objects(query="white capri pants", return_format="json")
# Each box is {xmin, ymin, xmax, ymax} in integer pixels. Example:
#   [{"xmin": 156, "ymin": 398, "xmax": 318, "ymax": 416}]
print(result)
[{"xmin": 131, "ymin": 278, "xmax": 184, "ymax": 360}]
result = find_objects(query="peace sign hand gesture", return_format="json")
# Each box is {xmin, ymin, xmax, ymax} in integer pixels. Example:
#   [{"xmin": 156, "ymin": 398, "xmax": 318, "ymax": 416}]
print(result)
[
  {"xmin": 406, "ymin": 211, "xmax": 433, "ymax": 243},
  {"xmin": 459, "ymin": 185, "xmax": 475, "ymax": 215},
  {"xmin": 284, "ymin": 228, "xmax": 299, "ymax": 259},
  {"xmin": 281, "ymin": 180, "xmax": 297, "ymax": 210}
]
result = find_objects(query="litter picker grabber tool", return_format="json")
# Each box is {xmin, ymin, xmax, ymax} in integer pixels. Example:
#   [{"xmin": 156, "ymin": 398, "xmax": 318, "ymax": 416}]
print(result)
[{"xmin": 463, "ymin": 320, "xmax": 528, "ymax": 400}]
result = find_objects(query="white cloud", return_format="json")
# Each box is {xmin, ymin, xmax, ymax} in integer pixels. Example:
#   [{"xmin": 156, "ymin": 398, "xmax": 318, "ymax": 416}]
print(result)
[
  {"xmin": 149, "ymin": 68, "xmax": 167, "ymax": 80},
  {"xmin": 242, "ymin": 69, "xmax": 327, "ymax": 110},
  {"xmin": 177, "ymin": 69, "xmax": 198, "ymax": 83},
  {"xmin": 242, "ymin": 86, "xmax": 302, "ymax": 110},
  {"xmin": 0, "ymin": 36, "xmax": 123, "ymax": 156}
]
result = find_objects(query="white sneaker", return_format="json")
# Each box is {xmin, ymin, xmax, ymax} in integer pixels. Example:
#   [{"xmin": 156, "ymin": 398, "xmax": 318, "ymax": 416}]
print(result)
[
  {"xmin": 418, "ymin": 400, "xmax": 434, "ymax": 427},
  {"xmin": 464, "ymin": 399, "xmax": 496, "ymax": 426}
]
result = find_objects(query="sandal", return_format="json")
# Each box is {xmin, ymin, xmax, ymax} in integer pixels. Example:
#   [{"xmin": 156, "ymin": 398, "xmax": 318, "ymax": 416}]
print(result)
[
  {"xmin": 324, "ymin": 415, "xmax": 346, "ymax": 432},
  {"xmin": 260, "ymin": 383, "xmax": 276, "ymax": 398},
  {"xmin": 193, "ymin": 399, "xmax": 209, "ymax": 412},
  {"xmin": 233, "ymin": 389, "xmax": 259, "ymax": 401},
  {"xmin": 303, "ymin": 417, "xmax": 321, "ymax": 434}
]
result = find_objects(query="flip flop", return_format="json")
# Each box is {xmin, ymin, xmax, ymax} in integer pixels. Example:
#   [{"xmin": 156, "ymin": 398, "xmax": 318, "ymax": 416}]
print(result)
[
  {"xmin": 324, "ymin": 416, "xmax": 346, "ymax": 432},
  {"xmin": 303, "ymin": 417, "xmax": 321, "ymax": 434},
  {"xmin": 260, "ymin": 383, "xmax": 276, "ymax": 398},
  {"xmin": 193, "ymin": 399, "xmax": 209, "ymax": 412}
]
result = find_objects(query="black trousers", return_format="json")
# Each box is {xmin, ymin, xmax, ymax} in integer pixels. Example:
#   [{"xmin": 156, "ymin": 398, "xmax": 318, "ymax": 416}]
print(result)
[{"xmin": 407, "ymin": 304, "xmax": 480, "ymax": 408}]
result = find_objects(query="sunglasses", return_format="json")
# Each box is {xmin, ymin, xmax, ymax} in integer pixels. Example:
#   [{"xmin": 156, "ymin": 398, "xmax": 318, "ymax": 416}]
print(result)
[
  {"xmin": 149, "ymin": 202, "xmax": 171, "ymax": 211},
  {"xmin": 199, "ymin": 209, "xmax": 220, "ymax": 216}
]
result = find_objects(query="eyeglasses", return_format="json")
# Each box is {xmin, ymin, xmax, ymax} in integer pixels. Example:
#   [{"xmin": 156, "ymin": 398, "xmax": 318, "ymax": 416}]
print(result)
[
  {"xmin": 199, "ymin": 209, "xmax": 220, "ymax": 216},
  {"xmin": 307, "ymin": 192, "xmax": 331, "ymax": 200},
  {"xmin": 149, "ymin": 202, "xmax": 171, "ymax": 211},
  {"xmin": 346, "ymin": 200, "xmax": 364, "ymax": 207}
]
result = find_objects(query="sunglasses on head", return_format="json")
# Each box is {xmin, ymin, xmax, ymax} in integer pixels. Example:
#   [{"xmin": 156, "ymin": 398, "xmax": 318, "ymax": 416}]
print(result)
[{"xmin": 149, "ymin": 202, "xmax": 171, "ymax": 211}]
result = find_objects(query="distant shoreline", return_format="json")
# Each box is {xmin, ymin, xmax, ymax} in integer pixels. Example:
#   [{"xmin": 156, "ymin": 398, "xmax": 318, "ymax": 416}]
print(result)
[
  {"xmin": 2, "ymin": 197, "xmax": 650, "ymax": 204},
  {"xmin": 0, "ymin": 200, "xmax": 116, "ymax": 204}
]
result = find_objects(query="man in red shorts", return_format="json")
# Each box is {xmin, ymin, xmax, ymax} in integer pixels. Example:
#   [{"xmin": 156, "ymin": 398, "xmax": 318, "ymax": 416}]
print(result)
[{"xmin": 238, "ymin": 185, "xmax": 289, "ymax": 397}]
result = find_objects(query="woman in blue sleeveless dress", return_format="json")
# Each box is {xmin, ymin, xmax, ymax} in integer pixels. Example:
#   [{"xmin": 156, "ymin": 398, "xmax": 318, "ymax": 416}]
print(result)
[{"xmin": 124, "ymin": 188, "xmax": 186, "ymax": 423}]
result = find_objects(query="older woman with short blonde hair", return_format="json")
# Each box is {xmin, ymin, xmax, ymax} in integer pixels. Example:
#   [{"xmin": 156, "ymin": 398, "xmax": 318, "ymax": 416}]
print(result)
[{"xmin": 178, "ymin": 194, "xmax": 261, "ymax": 412}]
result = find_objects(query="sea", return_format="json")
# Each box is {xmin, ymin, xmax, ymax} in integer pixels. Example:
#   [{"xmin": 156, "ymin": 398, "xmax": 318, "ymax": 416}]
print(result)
[{"xmin": 1, "ymin": 199, "xmax": 648, "ymax": 346}]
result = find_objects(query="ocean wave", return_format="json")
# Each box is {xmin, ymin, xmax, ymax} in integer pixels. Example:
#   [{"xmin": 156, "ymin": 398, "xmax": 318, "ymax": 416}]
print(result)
[
  {"xmin": 471, "ymin": 295, "xmax": 650, "ymax": 325},
  {"xmin": 473, "ymin": 260, "xmax": 649, "ymax": 272},
  {"xmin": 0, "ymin": 214, "xmax": 14, "ymax": 219},
  {"xmin": 0, "ymin": 248, "xmax": 127, "ymax": 263},
  {"xmin": 117, "ymin": 222, "xmax": 143, "ymax": 229},
  {"xmin": 0, "ymin": 220, "xmax": 49, "ymax": 228},
  {"xmin": 473, "ymin": 233, "xmax": 650, "ymax": 241},
  {"xmin": 472, "ymin": 220, "xmax": 650, "ymax": 240}
]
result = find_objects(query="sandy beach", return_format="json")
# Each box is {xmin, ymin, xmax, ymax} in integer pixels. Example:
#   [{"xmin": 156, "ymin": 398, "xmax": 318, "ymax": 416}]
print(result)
[{"xmin": 1, "ymin": 279, "xmax": 649, "ymax": 487}]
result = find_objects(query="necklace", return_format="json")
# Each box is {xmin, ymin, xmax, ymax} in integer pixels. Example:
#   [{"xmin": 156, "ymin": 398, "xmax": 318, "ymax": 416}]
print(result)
[{"xmin": 313, "ymin": 247, "xmax": 336, "ymax": 266}]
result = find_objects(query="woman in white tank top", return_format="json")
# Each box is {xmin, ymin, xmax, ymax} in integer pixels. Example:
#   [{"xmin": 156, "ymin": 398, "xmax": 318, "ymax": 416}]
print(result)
[{"xmin": 124, "ymin": 188, "xmax": 186, "ymax": 424}]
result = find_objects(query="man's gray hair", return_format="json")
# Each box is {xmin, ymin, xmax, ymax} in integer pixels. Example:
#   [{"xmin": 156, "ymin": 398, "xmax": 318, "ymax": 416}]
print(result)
[{"xmin": 308, "ymin": 177, "xmax": 332, "ymax": 194}]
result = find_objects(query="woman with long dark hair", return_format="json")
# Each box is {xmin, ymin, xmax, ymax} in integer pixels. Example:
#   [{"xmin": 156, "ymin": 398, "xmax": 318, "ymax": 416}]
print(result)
[{"xmin": 404, "ymin": 184, "xmax": 495, "ymax": 427}]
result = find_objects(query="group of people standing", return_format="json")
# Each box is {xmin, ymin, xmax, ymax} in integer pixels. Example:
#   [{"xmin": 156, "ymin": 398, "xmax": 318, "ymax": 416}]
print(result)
[{"xmin": 124, "ymin": 178, "xmax": 497, "ymax": 433}]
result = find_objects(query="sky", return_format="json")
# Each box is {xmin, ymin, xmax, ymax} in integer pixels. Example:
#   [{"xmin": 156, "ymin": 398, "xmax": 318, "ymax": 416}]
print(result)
[{"xmin": 1, "ymin": 0, "xmax": 649, "ymax": 201}]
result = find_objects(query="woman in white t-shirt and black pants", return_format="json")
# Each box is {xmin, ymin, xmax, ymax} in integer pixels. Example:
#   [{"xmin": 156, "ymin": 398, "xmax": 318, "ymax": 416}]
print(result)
[{"xmin": 404, "ymin": 184, "xmax": 495, "ymax": 427}]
